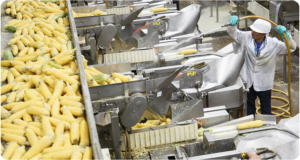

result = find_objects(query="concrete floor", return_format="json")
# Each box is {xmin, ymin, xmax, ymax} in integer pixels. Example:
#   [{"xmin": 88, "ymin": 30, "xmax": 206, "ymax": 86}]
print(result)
[{"xmin": 180, "ymin": 1, "xmax": 299, "ymax": 121}]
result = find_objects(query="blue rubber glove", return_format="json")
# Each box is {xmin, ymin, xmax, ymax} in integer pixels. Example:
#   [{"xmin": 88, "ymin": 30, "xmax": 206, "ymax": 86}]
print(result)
[
  {"xmin": 228, "ymin": 16, "xmax": 239, "ymax": 26},
  {"xmin": 276, "ymin": 25, "xmax": 290, "ymax": 39}
]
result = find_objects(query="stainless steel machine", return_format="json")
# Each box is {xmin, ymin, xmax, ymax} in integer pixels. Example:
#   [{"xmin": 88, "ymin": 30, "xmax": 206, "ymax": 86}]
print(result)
[
  {"xmin": 86, "ymin": 39, "xmax": 251, "ymax": 158},
  {"xmin": 269, "ymin": 0, "xmax": 299, "ymax": 30},
  {"xmin": 68, "ymin": 1, "xmax": 253, "ymax": 159}
]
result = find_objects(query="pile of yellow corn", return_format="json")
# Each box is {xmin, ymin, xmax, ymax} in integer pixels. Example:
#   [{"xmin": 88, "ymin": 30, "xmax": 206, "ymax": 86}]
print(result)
[
  {"xmin": 83, "ymin": 64, "xmax": 138, "ymax": 87},
  {"xmin": 132, "ymin": 117, "xmax": 172, "ymax": 129},
  {"xmin": 72, "ymin": 10, "xmax": 106, "ymax": 18},
  {"xmin": 1, "ymin": 0, "xmax": 93, "ymax": 159}
]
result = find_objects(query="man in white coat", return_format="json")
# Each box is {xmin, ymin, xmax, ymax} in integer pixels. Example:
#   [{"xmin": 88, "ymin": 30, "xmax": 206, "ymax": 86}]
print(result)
[{"xmin": 227, "ymin": 16, "xmax": 297, "ymax": 115}]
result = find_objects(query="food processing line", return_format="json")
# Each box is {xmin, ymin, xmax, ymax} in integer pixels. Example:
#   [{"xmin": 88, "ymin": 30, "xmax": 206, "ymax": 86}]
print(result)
[
  {"xmin": 1, "ymin": 0, "xmax": 298, "ymax": 159},
  {"xmin": 66, "ymin": 0, "xmax": 299, "ymax": 159}
]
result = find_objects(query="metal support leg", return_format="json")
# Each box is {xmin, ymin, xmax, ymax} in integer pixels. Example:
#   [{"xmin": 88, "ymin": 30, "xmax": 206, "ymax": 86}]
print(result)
[
  {"xmin": 216, "ymin": 0, "xmax": 219, "ymax": 22},
  {"xmin": 111, "ymin": 110, "xmax": 121, "ymax": 159},
  {"xmin": 77, "ymin": 0, "xmax": 84, "ymax": 6},
  {"xmin": 89, "ymin": 37, "xmax": 97, "ymax": 65},
  {"xmin": 243, "ymin": 103, "xmax": 247, "ymax": 117},
  {"xmin": 210, "ymin": 1, "xmax": 213, "ymax": 17}
]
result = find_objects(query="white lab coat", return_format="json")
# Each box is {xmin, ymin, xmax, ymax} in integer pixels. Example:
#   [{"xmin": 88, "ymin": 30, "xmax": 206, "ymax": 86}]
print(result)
[{"xmin": 227, "ymin": 25, "xmax": 297, "ymax": 91}]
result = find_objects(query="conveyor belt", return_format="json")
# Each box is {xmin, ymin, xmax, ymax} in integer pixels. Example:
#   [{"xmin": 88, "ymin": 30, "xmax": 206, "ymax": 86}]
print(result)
[
  {"xmin": 120, "ymin": 123, "xmax": 198, "ymax": 150},
  {"xmin": 67, "ymin": 1, "xmax": 104, "ymax": 159},
  {"xmin": 104, "ymin": 48, "xmax": 156, "ymax": 63},
  {"xmin": 106, "ymin": 6, "xmax": 131, "ymax": 15}
]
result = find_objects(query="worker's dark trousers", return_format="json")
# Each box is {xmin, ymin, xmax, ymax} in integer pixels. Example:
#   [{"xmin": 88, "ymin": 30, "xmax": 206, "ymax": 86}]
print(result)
[{"xmin": 247, "ymin": 85, "xmax": 272, "ymax": 115}]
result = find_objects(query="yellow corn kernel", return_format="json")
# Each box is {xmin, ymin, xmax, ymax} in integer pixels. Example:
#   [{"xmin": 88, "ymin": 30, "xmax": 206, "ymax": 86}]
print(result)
[
  {"xmin": 16, "ymin": 3, "xmax": 23, "ymax": 11},
  {"xmin": 25, "ymin": 35, "xmax": 35, "ymax": 43},
  {"xmin": 12, "ymin": 44, "xmax": 18, "ymax": 56},
  {"xmin": 41, "ymin": 116, "xmax": 55, "ymax": 137},
  {"xmin": 30, "ymin": 1, "xmax": 39, "ymax": 8},
  {"xmin": 11, "ymin": 146, "xmax": 26, "ymax": 159},
  {"xmin": 70, "ymin": 121, "xmax": 80, "ymax": 145},
  {"xmin": 27, "ymin": 47, "xmax": 34, "ymax": 54},
  {"xmin": 14, "ymin": 55, "xmax": 36, "ymax": 62},
  {"xmin": 52, "ymin": 70, "xmax": 79, "ymax": 85},
  {"xmin": 1, "ymin": 106, "xmax": 11, "ymax": 119},
  {"xmin": 11, "ymin": 8, "xmax": 17, "ymax": 17},
  {"xmin": 58, "ymin": 17, "xmax": 63, "ymax": 24},
  {"xmin": 7, "ymin": 91, "xmax": 17, "ymax": 103},
  {"xmin": 55, "ymin": 121, "xmax": 65, "ymax": 139},
  {"xmin": 2, "ymin": 122, "xmax": 25, "ymax": 130},
  {"xmin": 1, "ymin": 83, "xmax": 16, "ymax": 94},
  {"xmin": 18, "ymin": 47, "xmax": 30, "ymax": 56},
  {"xmin": 18, "ymin": 23, "xmax": 30, "ymax": 30},
  {"xmin": 27, "ymin": 105, "xmax": 50, "ymax": 116},
  {"xmin": 1, "ymin": 60, "xmax": 13, "ymax": 67},
  {"xmin": 49, "ymin": 47, "xmax": 58, "ymax": 57},
  {"xmin": 25, "ymin": 89, "xmax": 37, "ymax": 100},
  {"xmin": 22, "ymin": 10, "xmax": 33, "ymax": 18},
  {"xmin": 50, "ymin": 42, "xmax": 62, "ymax": 52},
  {"xmin": 20, "ymin": 5, "xmax": 26, "ymax": 12},
  {"xmin": 17, "ymin": 12, "xmax": 22, "ymax": 20},
  {"xmin": 20, "ymin": 37, "xmax": 30, "ymax": 46},
  {"xmin": 9, "ymin": 108, "xmax": 27, "ymax": 121},
  {"xmin": 22, "ymin": 27, "xmax": 28, "ymax": 36},
  {"xmin": 25, "ymin": 128, "xmax": 39, "ymax": 146},
  {"xmin": 53, "ymin": 30, "xmax": 68, "ymax": 40},
  {"xmin": 45, "ymin": 6, "xmax": 64, "ymax": 13},
  {"xmin": 28, "ymin": 42, "xmax": 44, "ymax": 48},
  {"xmin": 82, "ymin": 147, "xmax": 93, "ymax": 160},
  {"xmin": 1, "ymin": 132, "xmax": 27, "ymax": 145},
  {"xmin": 13, "ymin": 29, "xmax": 22, "ymax": 38},
  {"xmin": 23, "ymin": 112, "xmax": 33, "ymax": 122},
  {"xmin": 32, "ymin": 26, "xmax": 41, "ymax": 33},
  {"xmin": 8, "ymin": 35, "xmax": 25, "ymax": 45},
  {"xmin": 79, "ymin": 120, "xmax": 90, "ymax": 146},
  {"xmin": 63, "ymin": 17, "xmax": 69, "ymax": 25},
  {"xmin": 6, "ymin": 1, "xmax": 14, "ymax": 7},
  {"xmin": 62, "ymin": 106, "xmax": 75, "ymax": 119},
  {"xmin": 33, "ymin": 34, "xmax": 43, "ymax": 42},
  {"xmin": 2, "ymin": 141, "xmax": 19, "ymax": 160},
  {"xmin": 56, "ymin": 36, "xmax": 66, "ymax": 44},
  {"xmin": 61, "ymin": 43, "xmax": 67, "ymax": 52},
  {"xmin": 38, "ymin": 22, "xmax": 55, "ymax": 31},
  {"xmin": 38, "ymin": 81, "xmax": 52, "ymax": 101},
  {"xmin": 21, "ymin": 136, "xmax": 54, "ymax": 159},
  {"xmin": 6, "ymin": 8, "xmax": 11, "ymax": 15},
  {"xmin": 1, "ymin": 69, "xmax": 9, "ymax": 82},
  {"xmin": 17, "ymin": 40, "xmax": 25, "ymax": 50},
  {"xmin": 2, "ymin": 128, "xmax": 25, "ymax": 136},
  {"xmin": 40, "ymin": 28, "xmax": 53, "ymax": 37},
  {"xmin": 13, "ymin": 119, "xmax": 27, "ymax": 126},
  {"xmin": 7, "ymin": 72, "xmax": 15, "ymax": 83},
  {"xmin": 37, "ymin": 30, "xmax": 45, "ymax": 39}
]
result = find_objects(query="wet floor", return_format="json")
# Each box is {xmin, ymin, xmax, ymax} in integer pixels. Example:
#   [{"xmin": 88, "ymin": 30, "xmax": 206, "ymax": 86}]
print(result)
[{"xmin": 180, "ymin": 1, "xmax": 299, "ymax": 121}]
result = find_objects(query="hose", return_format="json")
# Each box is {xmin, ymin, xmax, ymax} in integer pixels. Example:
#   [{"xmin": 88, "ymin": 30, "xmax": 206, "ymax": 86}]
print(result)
[
  {"xmin": 256, "ymin": 89, "xmax": 291, "ymax": 118},
  {"xmin": 238, "ymin": 16, "xmax": 293, "ymax": 118}
]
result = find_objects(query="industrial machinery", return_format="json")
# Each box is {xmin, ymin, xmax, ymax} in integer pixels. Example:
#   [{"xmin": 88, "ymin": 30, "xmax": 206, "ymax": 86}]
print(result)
[
  {"xmin": 269, "ymin": 0, "xmax": 299, "ymax": 30},
  {"xmin": 69, "ymin": 1, "xmax": 292, "ymax": 159},
  {"xmin": 89, "ymin": 42, "xmax": 249, "ymax": 158},
  {"xmin": 72, "ymin": 2, "xmax": 201, "ymax": 65}
]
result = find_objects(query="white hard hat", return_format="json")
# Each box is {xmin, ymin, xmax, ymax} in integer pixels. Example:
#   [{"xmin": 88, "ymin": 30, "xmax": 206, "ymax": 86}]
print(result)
[{"xmin": 250, "ymin": 19, "xmax": 271, "ymax": 33}]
